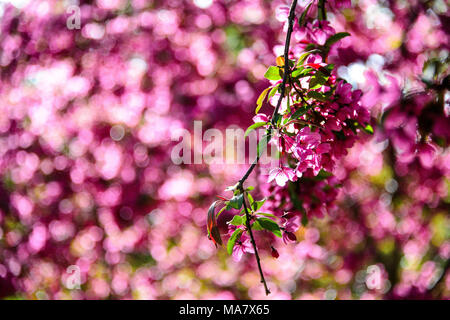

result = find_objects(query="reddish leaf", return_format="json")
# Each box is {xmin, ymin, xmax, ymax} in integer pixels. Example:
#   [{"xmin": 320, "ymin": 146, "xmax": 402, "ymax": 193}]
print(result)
[
  {"xmin": 207, "ymin": 201, "xmax": 223, "ymax": 247},
  {"xmin": 305, "ymin": 63, "xmax": 322, "ymax": 70}
]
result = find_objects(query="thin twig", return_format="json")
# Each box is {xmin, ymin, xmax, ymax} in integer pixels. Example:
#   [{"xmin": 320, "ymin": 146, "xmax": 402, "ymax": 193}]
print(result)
[
  {"xmin": 271, "ymin": 0, "xmax": 298, "ymax": 126},
  {"xmin": 236, "ymin": 0, "xmax": 298, "ymax": 296},
  {"xmin": 289, "ymin": 75, "xmax": 308, "ymax": 104},
  {"xmin": 241, "ymin": 187, "xmax": 271, "ymax": 295},
  {"xmin": 238, "ymin": 0, "xmax": 298, "ymax": 189}
]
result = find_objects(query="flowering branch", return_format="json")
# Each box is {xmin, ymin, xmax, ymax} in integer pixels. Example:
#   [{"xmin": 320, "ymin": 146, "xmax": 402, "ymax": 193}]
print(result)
[
  {"xmin": 240, "ymin": 185, "xmax": 271, "ymax": 295},
  {"xmin": 207, "ymin": 0, "xmax": 371, "ymax": 297},
  {"xmin": 237, "ymin": 0, "xmax": 298, "ymax": 189},
  {"xmin": 232, "ymin": 0, "xmax": 298, "ymax": 296}
]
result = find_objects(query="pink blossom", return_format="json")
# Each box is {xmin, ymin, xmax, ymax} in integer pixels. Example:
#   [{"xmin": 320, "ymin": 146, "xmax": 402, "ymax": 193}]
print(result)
[
  {"xmin": 253, "ymin": 114, "xmax": 270, "ymax": 123},
  {"xmin": 232, "ymin": 237, "xmax": 254, "ymax": 262},
  {"xmin": 282, "ymin": 215, "xmax": 300, "ymax": 244},
  {"xmin": 268, "ymin": 166, "xmax": 297, "ymax": 187}
]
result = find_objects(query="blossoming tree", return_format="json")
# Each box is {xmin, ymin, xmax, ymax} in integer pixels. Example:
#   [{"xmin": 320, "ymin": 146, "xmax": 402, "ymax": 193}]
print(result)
[{"xmin": 0, "ymin": 0, "xmax": 448, "ymax": 299}]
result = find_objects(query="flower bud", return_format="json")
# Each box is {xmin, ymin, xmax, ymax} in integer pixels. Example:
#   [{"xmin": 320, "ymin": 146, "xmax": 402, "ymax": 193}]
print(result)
[
  {"xmin": 286, "ymin": 231, "xmax": 297, "ymax": 242},
  {"xmin": 271, "ymin": 246, "xmax": 279, "ymax": 259}
]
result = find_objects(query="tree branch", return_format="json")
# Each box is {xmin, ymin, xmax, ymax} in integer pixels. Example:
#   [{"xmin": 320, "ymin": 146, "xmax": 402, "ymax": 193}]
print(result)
[
  {"xmin": 238, "ymin": 0, "xmax": 298, "ymax": 189},
  {"xmin": 241, "ymin": 187, "xmax": 271, "ymax": 295},
  {"xmin": 236, "ymin": 0, "xmax": 298, "ymax": 296}
]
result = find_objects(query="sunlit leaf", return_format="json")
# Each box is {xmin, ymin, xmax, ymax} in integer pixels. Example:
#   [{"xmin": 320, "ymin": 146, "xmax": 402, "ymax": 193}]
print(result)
[
  {"xmin": 228, "ymin": 215, "xmax": 243, "ymax": 226},
  {"xmin": 227, "ymin": 228, "xmax": 243, "ymax": 255},
  {"xmin": 252, "ymin": 198, "xmax": 266, "ymax": 212},
  {"xmin": 325, "ymin": 32, "xmax": 350, "ymax": 47},
  {"xmin": 255, "ymin": 87, "xmax": 272, "ymax": 113},
  {"xmin": 298, "ymin": 2, "xmax": 312, "ymax": 28},
  {"xmin": 257, "ymin": 217, "xmax": 282, "ymax": 237},
  {"xmin": 244, "ymin": 122, "xmax": 269, "ymax": 138},
  {"xmin": 309, "ymin": 71, "xmax": 328, "ymax": 90},
  {"xmin": 364, "ymin": 124, "xmax": 374, "ymax": 134},
  {"xmin": 268, "ymin": 85, "xmax": 279, "ymax": 99},
  {"xmin": 264, "ymin": 66, "xmax": 282, "ymax": 81},
  {"xmin": 256, "ymin": 212, "xmax": 276, "ymax": 218}
]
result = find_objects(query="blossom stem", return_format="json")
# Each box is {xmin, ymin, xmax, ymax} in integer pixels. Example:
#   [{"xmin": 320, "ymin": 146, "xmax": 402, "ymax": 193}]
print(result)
[{"xmin": 241, "ymin": 187, "xmax": 271, "ymax": 295}]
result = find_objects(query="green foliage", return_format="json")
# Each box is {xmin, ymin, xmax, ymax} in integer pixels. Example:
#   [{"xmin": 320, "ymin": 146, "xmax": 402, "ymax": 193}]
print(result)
[
  {"xmin": 325, "ymin": 32, "xmax": 351, "ymax": 47},
  {"xmin": 363, "ymin": 124, "xmax": 374, "ymax": 134},
  {"xmin": 255, "ymin": 87, "xmax": 271, "ymax": 113},
  {"xmin": 289, "ymin": 106, "xmax": 309, "ymax": 120},
  {"xmin": 257, "ymin": 217, "xmax": 282, "ymax": 237},
  {"xmin": 227, "ymin": 228, "xmax": 243, "ymax": 254},
  {"xmin": 307, "ymin": 90, "xmax": 327, "ymax": 101},
  {"xmin": 264, "ymin": 66, "xmax": 282, "ymax": 81},
  {"xmin": 244, "ymin": 122, "xmax": 269, "ymax": 138},
  {"xmin": 251, "ymin": 198, "xmax": 266, "ymax": 212},
  {"xmin": 268, "ymin": 85, "xmax": 279, "ymax": 99},
  {"xmin": 228, "ymin": 215, "xmax": 243, "ymax": 226},
  {"xmin": 309, "ymin": 71, "xmax": 329, "ymax": 90},
  {"xmin": 298, "ymin": 2, "xmax": 312, "ymax": 28},
  {"xmin": 227, "ymin": 193, "xmax": 244, "ymax": 210}
]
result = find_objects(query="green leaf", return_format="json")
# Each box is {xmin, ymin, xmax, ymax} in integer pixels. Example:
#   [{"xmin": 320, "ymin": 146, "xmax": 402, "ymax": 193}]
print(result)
[
  {"xmin": 257, "ymin": 218, "xmax": 282, "ymax": 237},
  {"xmin": 307, "ymin": 91, "xmax": 327, "ymax": 101},
  {"xmin": 227, "ymin": 194, "xmax": 244, "ymax": 210},
  {"xmin": 324, "ymin": 64, "xmax": 334, "ymax": 73},
  {"xmin": 296, "ymin": 51, "xmax": 317, "ymax": 67},
  {"xmin": 309, "ymin": 71, "xmax": 328, "ymax": 90},
  {"xmin": 298, "ymin": 2, "xmax": 312, "ymax": 28},
  {"xmin": 264, "ymin": 66, "xmax": 282, "ymax": 81},
  {"xmin": 255, "ymin": 87, "xmax": 271, "ymax": 114},
  {"xmin": 301, "ymin": 213, "xmax": 308, "ymax": 226},
  {"xmin": 276, "ymin": 112, "xmax": 282, "ymax": 126},
  {"xmin": 216, "ymin": 206, "xmax": 227, "ymax": 218},
  {"xmin": 257, "ymin": 133, "xmax": 270, "ymax": 158},
  {"xmin": 268, "ymin": 85, "xmax": 279, "ymax": 99},
  {"xmin": 363, "ymin": 124, "xmax": 374, "ymax": 135},
  {"xmin": 315, "ymin": 169, "xmax": 333, "ymax": 180},
  {"xmin": 325, "ymin": 32, "xmax": 350, "ymax": 47},
  {"xmin": 227, "ymin": 229, "xmax": 243, "ymax": 255},
  {"xmin": 292, "ymin": 67, "xmax": 315, "ymax": 78},
  {"xmin": 228, "ymin": 215, "xmax": 243, "ymax": 226},
  {"xmin": 305, "ymin": 43, "xmax": 317, "ymax": 51},
  {"xmin": 290, "ymin": 106, "xmax": 309, "ymax": 120},
  {"xmin": 251, "ymin": 198, "xmax": 266, "ymax": 212},
  {"xmin": 256, "ymin": 212, "xmax": 276, "ymax": 218},
  {"xmin": 251, "ymin": 220, "xmax": 263, "ymax": 231},
  {"xmin": 291, "ymin": 67, "xmax": 304, "ymax": 78},
  {"xmin": 247, "ymin": 192, "xmax": 254, "ymax": 206},
  {"xmin": 244, "ymin": 122, "xmax": 268, "ymax": 138},
  {"xmin": 286, "ymin": 91, "xmax": 291, "ymax": 113}
]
